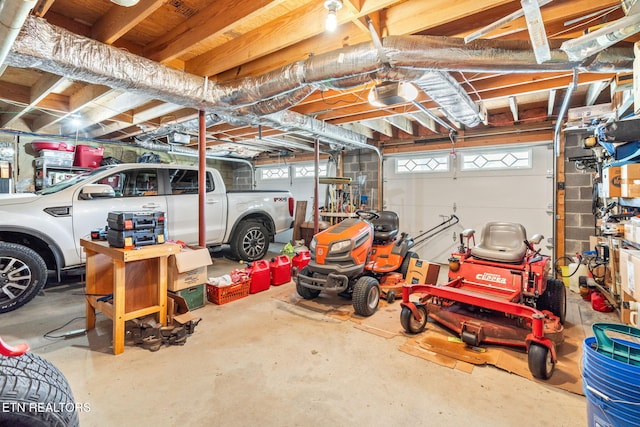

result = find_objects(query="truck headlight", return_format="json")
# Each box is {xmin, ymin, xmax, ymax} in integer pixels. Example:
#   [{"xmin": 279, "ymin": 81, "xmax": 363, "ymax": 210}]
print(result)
[
  {"xmin": 329, "ymin": 240, "xmax": 351, "ymax": 254},
  {"xmin": 309, "ymin": 238, "xmax": 317, "ymax": 252}
]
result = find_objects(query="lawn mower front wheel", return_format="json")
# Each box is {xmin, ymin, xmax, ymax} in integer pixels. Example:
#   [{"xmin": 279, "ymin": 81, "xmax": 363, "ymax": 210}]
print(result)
[
  {"xmin": 400, "ymin": 304, "xmax": 428, "ymax": 334},
  {"xmin": 528, "ymin": 342, "xmax": 555, "ymax": 380}
]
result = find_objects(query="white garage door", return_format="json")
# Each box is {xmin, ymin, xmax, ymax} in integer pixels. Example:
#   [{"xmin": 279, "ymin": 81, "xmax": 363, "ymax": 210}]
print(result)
[{"xmin": 384, "ymin": 142, "xmax": 554, "ymax": 264}]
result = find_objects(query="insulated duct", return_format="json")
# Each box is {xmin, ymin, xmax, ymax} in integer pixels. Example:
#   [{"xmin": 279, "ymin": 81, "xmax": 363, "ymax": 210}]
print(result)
[
  {"xmin": 414, "ymin": 72, "xmax": 481, "ymax": 127},
  {"xmin": 134, "ymin": 137, "xmax": 255, "ymax": 172},
  {"xmin": 6, "ymin": 16, "xmax": 634, "ymax": 126}
]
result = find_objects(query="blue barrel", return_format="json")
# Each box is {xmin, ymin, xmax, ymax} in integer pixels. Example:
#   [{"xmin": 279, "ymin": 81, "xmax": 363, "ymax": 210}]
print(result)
[{"xmin": 582, "ymin": 323, "xmax": 640, "ymax": 427}]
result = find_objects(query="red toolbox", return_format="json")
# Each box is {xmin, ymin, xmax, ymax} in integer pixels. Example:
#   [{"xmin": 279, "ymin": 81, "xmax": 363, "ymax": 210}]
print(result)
[
  {"xmin": 74, "ymin": 144, "xmax": 104, "ymax": 168},
  {"xmin": 270, "ymin": 255, "xmax": 291, "ymax": 286}
]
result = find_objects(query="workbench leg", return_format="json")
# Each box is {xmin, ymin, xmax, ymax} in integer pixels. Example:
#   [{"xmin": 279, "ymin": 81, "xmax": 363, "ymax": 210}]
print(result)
[
  {"xmin": 85, "ymin": 248, "xmax": 96, "ymax": 331},
  {"xmin": 112, "ymin": 260, "xmax": 126, "ymax": 355},
  {"xmin": 158, "ymin": 256, "xmax": 168, "ymax": 326},
  {"xmin": 86, "ymin": 303, "xmax": 96, "ymax": 330}
]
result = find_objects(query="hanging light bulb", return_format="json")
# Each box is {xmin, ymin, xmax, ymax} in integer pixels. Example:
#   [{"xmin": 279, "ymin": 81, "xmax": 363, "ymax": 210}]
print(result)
[{"xmin": 324, "ymin": 0, "xmax": 343, "ymax": 32}]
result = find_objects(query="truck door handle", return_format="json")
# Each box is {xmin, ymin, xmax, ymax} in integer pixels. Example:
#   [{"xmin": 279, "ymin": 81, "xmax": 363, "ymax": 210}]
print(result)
[{"xmin": 142, "ymin": 203, "xmax": 161, "ymax": 209}]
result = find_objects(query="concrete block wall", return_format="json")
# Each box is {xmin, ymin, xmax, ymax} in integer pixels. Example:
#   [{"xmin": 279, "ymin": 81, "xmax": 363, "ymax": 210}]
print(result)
[
  {"xmin": 229, "ymin": 162, "xmax": 253, "ymax": 190},
  {"xmin": 563, "ymin": 133, "xmax": 597, "ymax": 256},
  {"xmin": 342, "ymin": 149, "xmax": 379, "ymax": 209}
]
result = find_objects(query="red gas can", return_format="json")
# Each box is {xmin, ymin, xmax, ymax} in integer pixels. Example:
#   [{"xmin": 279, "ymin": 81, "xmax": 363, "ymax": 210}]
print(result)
[
  {"xmin": 247, "ymin": 260, "xmax": 270, "ymax": 294},
  {"xmin": 292, "ymin": 250, "xmax": 310, "ymax": 273},
  {"xmin": 270, "ymin": 255, "xmax": 292, "ymax": 286}
]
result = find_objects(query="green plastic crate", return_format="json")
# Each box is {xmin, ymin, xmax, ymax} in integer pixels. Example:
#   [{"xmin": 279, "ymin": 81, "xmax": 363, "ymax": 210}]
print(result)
[{"xmin": 169, "ymin": 284, "xmax": 206, "ymax": 311}]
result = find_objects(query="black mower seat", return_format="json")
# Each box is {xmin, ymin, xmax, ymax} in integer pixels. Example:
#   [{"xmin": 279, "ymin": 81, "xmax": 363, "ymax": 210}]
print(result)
[
  {"xmin": 470, "ymin": 222, "xmax": 528, "ymax": 263},
  {"xmin": 371, "ymin": 211, "xmax": 399, "ymax": 244}
]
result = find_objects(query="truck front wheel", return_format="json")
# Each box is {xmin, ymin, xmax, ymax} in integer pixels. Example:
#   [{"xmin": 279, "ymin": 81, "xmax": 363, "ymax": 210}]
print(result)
[
  {"xmin": 0, "ymin": 243, "xmax": 48, "ymax": 313},
  {"xmin": 230, "ymin": 221, "xmax": 269, "ymax": 262}
]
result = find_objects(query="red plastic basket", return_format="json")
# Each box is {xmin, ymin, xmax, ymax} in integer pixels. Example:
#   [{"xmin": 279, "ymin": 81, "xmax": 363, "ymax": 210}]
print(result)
[{"xmin": 206, "ymin": 279, "xmax": 251, "ymax": 305}]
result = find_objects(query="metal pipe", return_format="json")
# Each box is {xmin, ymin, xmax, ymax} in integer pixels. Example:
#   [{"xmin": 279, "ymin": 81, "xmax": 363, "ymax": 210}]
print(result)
[
  {"xmin": 412, "ymin": 100, "xmax": 458, "ymax": 134},
  {"xmin": 552, "ymin": 68, "xmax": 578, "ymax": 275},
  {"xmin": 198, "ymin": 110, "xmax": 206, "ymax": 247},
  {"xmin": 0, "ymin": 0, "xmax": 36, "ymax": 68}
]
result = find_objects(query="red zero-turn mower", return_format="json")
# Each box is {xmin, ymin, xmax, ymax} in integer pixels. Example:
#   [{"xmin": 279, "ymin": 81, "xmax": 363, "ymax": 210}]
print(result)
[
  {"xmin": 400, "ymin": 222, "xmax": 566, "ymax": 380},
  {"xmin": 294, "ymin": 210, "xmax": 419, "ymax": 316}
]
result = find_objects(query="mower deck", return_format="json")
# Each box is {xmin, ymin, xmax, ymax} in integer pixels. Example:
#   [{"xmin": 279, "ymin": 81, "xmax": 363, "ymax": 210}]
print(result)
[{"xmin": 401, "ymin": 278, "xmax": 564, "ymax": 353}]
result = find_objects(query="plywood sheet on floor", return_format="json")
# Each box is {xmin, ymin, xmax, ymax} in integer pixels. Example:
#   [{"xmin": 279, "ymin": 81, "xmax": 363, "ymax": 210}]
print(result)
[{"xmin": 273, "ymin": 283, "xmax": 607, "ymax": 395}]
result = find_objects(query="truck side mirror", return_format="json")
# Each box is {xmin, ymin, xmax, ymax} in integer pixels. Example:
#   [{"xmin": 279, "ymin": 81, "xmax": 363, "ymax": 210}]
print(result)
[{"xmin": 80, "ymin": 184, "xmax": 115, "ymax": 200}]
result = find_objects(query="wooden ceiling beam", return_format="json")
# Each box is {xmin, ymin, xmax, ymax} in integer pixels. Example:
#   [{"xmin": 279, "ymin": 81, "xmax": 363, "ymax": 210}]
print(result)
[
  {"xmin": 32, "ymin": 85, "xmax": 112, "ymax": 132},
  {"xmin": 0, "ymin": 73, "xmax": 66, "ymax": 128},
  {"xmin": 92, "ymin": 0, "xmax": 166, "ymax": 45},
  {"xmin": 186, "ymin": 0, "xmax": 399, "ymax": 77},
  {"xmin": 144, "ymin": 0, "xmax": 285, "ymax": 63}
]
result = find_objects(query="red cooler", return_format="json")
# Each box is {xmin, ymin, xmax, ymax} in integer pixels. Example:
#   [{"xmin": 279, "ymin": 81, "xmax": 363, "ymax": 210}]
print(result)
[
  {"xmin": 74, "ymin": 145, "xmax": 104, "ymax": 168},
  {"xmin": 247, "ymin": 260, "xmax": 270, "ymax": 294},
  {"xmin": 270, "ymin": 255, "xmax": 291, "ymax": 286}
]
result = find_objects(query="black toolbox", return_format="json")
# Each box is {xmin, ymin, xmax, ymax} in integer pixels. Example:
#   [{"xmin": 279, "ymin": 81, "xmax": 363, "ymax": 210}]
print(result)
[
  {"xmin": 107, "ymin": 211, "xmax": 165, "ymax": 231},
  {"xmin": 107, "ymin": 227, "xmax": 166, "ymax": 249}
]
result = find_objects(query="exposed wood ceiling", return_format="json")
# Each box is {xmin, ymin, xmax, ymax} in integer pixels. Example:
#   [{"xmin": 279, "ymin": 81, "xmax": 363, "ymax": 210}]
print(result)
[{"xmin": 0, "ymin": 0, "xmax": 636, "ymax": 160}]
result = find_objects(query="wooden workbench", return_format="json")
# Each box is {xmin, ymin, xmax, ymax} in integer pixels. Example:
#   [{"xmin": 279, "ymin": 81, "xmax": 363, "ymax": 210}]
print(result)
[{"xmin": 80, "ymin": 238, "xmax": 181, "ymax": 355}]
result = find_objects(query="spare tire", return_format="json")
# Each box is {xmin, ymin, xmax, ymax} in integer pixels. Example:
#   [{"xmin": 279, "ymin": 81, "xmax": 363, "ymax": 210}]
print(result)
[{"xmin": 0, "ymin": 351, "xmax": 79, "ymax": 426}]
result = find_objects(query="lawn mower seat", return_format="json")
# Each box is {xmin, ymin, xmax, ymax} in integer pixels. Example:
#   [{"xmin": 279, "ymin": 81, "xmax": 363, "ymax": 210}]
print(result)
[
  {"xmin": 371, "ymin": 211, "xmax": 399, "ymax": 244},
  {"xmin": 470, "ymin": 222, "xmax": 528, "ymax": 263}
]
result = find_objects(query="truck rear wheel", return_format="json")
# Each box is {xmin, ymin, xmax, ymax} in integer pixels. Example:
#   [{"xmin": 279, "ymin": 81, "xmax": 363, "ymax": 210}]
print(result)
[
  {"xmin": 230, "ymin": 221, "xmax": 269, "ymax": 262},
  {"xmin": 0, "ymin": 243, "xmax": 48, "ymax": 314}
]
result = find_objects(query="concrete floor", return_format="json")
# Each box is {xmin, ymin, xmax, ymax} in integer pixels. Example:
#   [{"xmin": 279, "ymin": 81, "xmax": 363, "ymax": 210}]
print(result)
[{"xmin": 1, "ymin": 247, "xmax": 615, "ymax": 427}]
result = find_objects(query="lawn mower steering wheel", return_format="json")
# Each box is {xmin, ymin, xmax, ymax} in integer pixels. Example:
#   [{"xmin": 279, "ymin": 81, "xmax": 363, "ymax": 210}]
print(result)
[{"xmin": 356, "ymin": 210, "xmax": 380, "ymax": 221}]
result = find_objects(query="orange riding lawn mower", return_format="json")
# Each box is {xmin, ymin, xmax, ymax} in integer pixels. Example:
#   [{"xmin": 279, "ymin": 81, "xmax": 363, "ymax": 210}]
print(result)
[
  {"xmin": 294, "ymin": 210, "xmax": 458, "ymax": 317},
  {"xmin": 400, "ymin": 222, "xmax": 566, "ymax": 380}
]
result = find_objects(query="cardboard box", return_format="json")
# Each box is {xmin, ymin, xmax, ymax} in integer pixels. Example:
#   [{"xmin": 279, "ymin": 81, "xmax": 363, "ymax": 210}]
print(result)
[
  {"xmin": 602, "ymin": 166, "xmax": 621, "ymax": 198},
  {"xmin": 619, "ymin": 248, "xmax": 640, "ymax": 300},
  {"xmin": 0, "ymin": 161, "xmax": 9, "ymax": 179},
  {"xmin": 621, "ymin": 163, "xmax": 640, "ymax": 181},
  {"xmin": 620, "ymin": 290, "xmax": 638, "ymax": 326},
  {"xmin": 168, "ymin": 246, "xmax": 212, "ymax": 291},
  {"xmin": 624, "ymin": 222, "xmax": 635, "ymax": 242},
  {"xmin": 405, "ymin": 258, "xmax": 440, "ymax": 285}
]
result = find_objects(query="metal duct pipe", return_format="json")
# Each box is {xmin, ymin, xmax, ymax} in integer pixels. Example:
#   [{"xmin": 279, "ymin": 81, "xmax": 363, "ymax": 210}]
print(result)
[
  {"xmin": 6, "ymin": 16, "xmax": 634, "ymax": 122},
  {"xmin": 134, "ymin": 138, "xmax": 255, "ymax": 183},
  {"xmin": 0, "ymin": 0, "xmax": 36, "ymax": 69},
  {"xmin": 414, "ymin": 71, "xmax": 481, "ymax": 127}
]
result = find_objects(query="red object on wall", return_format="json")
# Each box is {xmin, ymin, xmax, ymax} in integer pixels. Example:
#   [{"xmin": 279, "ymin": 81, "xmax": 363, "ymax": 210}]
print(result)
[
  {"xmin": 74, "ymin": 145, "xmax": 104, "ymax": 168},
  {"xmin": 270, "ymin": 255, "xmax": 292, "ymax": 286}
]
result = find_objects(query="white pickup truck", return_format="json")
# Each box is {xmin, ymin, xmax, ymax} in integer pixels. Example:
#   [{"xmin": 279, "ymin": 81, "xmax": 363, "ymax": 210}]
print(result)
[{"xmin": 0, "ymin": 163, "xmax": 294, "ymax": 313}]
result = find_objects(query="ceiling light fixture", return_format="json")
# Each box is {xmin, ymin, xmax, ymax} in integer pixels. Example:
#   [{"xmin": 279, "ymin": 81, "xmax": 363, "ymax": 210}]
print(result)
[
  {"xmin": 521, "ymin": 0, "xmax": 551, "ymax": 64},
  {"xmin": 368, "ymin": 81, "xmax": 418, "ymax": 107},
  {"xmin": 110, "ymin": 0, "xmax": 140, "ymax": 7},
  {"xmin": 324, "ymin": 0, "xmax": 343, "ymax": 32}
]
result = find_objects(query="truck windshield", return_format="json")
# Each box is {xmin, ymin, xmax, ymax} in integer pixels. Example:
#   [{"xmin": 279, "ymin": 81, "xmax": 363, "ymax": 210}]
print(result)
[{"xmin": 37, "ymin": 167, "xmax": 113, "ymax": 195}]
